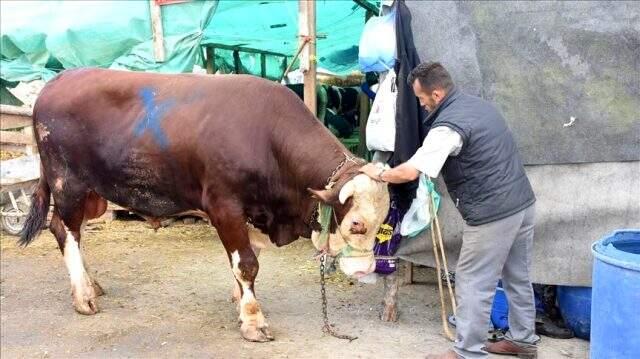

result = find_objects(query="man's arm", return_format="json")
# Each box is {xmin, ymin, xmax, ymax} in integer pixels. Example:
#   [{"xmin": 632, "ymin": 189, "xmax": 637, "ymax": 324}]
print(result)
[{"xmin": 360, "ymin": 126, "xmax": 463, "ymax": 183}]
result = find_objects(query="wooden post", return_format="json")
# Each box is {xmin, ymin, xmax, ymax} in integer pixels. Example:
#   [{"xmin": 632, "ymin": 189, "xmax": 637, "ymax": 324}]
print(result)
[
  {"xmin": 299, "ymin": 0, "xmax": 317, "ymax": 115},
  {"xmin": 260, "ymin": 53, "xmax": 267, "ymax": 78},
  {"xmin": 401, "ymin": 260, "xmax": 414, "ymax": 285},
  {"xmin": 149, "ymin": 0, "xmax": 166, "ymax": 62},
  {"xmin": 205, "ymin": 47, "xmax": 216, "ymax": 74}
]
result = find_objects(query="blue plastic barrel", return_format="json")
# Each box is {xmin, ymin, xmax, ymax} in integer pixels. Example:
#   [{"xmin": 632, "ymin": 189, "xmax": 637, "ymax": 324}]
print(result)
[
  {"xmin": 590, "ymin": 229, "xmax": 640, "ymax": 359},
  {"xmin": 556, "ymin": 286, "xmax": 591, "ymax": 339}
]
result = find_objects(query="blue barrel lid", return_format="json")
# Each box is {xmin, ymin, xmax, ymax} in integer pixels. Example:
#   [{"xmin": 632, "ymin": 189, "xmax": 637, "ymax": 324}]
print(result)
[{"xmin": 592, "ymin": 229, "xmax": 640, "ymax": 272}]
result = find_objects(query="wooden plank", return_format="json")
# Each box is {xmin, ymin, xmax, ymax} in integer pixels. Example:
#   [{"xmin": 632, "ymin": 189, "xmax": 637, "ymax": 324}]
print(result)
[
  {"xmin": 0, "ymin": 144, "xmax": 28, "ymax": 153},
  {"xmin": 0, "ymin": 113, "xmax": 32, "ymax": 130},
  {"xmin": 400, "ymin": 260, "xmax": 414, "ymax": 285},
  {"xmin": 299, "ymin": 0, "xmax": 317, "ymax": 115},
  {"xmin": 0, "ymin": 105, "xmax": 32, "ymax": 117},
  {"xmin": 149, "ymin": 0, "xmax": 166, "ymax": 62},
  {"xmin": 0, "ymin": 130, "xmax": 34, "ymax": 145}
]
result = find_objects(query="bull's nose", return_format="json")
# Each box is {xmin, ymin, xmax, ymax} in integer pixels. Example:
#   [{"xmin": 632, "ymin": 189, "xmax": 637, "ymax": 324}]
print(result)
[{"xmin": 350, "ymin": 221, "xmax": 367, "ymax": 234}]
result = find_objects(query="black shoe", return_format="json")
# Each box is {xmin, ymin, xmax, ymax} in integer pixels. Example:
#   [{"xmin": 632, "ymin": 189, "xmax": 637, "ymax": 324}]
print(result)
[{"xmin": 536, "ymin": 315, "xmax": 574, "ymax": 339}]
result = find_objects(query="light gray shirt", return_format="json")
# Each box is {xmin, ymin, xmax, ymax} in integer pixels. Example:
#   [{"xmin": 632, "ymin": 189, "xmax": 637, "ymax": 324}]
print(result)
[{"xmin": 406, "ymin": 126, "xmax": 463, "ymax": 178}]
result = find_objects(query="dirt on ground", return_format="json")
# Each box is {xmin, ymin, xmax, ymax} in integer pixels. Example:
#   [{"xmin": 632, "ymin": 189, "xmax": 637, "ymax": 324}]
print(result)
[{"xmin": 1, "ymin": 220, "xmax": 588, "ymax": 358}]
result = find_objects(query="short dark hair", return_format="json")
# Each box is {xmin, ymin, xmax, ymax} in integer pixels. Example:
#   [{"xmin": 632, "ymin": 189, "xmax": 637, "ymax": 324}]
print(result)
[{"xmin": 407, "ymin": 62, "xmax": 454, "ymax": 92}]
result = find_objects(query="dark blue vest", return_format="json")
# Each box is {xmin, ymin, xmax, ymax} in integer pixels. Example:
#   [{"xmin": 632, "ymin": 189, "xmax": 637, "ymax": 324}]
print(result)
[{"xmin": 428, "ymin": 89, "xmax": 536, "ymax": 225}]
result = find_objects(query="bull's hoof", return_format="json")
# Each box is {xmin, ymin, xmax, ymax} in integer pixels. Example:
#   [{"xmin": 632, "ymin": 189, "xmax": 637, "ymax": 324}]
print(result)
[
  {"xmin": 73, "ymin": 297, "xmax": 99, "ymax": 315},
  {"xmin": 92, "ymin": 280, "xmax": 105, "ymax": 297},
  {"xmin": 72, "ymin": 287, "xmax": 100, "ymax": 315},
  {"xmin": 381, "ymin": 303, "xmax": 398, "ymax": 322},
  {"xmin": 241, "ymin": 324, "xmax": 275, "ymax": 342}
]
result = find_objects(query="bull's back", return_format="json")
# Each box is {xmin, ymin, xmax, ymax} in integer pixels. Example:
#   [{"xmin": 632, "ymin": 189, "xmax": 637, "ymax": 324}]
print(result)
[{"xmin": 33, "ymin": 68, "xmax": 319, "ymax": 217}]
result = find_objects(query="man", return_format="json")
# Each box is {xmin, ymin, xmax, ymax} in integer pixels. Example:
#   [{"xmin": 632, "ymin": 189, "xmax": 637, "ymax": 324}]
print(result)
[{"xmin": 361, "ymin": 62, "xmax": 539, "ymax": 359}]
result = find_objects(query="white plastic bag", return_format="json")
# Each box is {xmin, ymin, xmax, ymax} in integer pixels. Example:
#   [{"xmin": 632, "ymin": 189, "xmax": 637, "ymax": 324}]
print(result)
[
  {"xmin": 400, "ymin": 175, "xmax": 441, "ymax": 237},
  {"xmin": 358, "ymin": 7, "xmax": 396, "ymax": 72},
  {"xmin": 366, "ymin": 69, "xmax": 397, "ymax": 152}
]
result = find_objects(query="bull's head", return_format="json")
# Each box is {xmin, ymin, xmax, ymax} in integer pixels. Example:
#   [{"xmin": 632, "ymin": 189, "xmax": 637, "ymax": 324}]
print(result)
[{"xmin": 308, "ymin": 165, "xmax": 390, "ymax": 278}]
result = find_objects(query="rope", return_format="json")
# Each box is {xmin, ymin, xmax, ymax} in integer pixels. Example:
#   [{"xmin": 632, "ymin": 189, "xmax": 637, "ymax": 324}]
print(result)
[{"xmin": 427, "ymin": 180, "xmax": 457, "ymax": 342}]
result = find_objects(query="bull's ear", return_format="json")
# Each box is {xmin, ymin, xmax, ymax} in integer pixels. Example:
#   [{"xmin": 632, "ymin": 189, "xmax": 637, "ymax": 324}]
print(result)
[
  {"xmin": 307, "ymin": 188, "xmax": 337, "ymax": 204},
  {"xmin": 338, "ymin": 180, "xmax": 356, "ymax": 204}
]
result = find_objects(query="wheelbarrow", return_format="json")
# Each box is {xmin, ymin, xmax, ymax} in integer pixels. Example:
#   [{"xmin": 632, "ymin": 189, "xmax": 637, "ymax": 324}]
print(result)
[{"xmin": 1, "ymin": 155, "xmax": 40, "ymax": 236}]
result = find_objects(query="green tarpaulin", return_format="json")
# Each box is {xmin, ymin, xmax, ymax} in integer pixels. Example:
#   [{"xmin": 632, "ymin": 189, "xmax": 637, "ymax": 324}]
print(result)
[{"xmin": 0, "ymin": 0, "xmax": 370, "ymax": 83}]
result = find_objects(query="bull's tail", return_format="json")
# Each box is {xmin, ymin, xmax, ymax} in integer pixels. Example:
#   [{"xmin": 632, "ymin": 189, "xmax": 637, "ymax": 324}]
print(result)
[{"xmin": 18, "ymin": 169, "xmax": 50, "ymax": 247}]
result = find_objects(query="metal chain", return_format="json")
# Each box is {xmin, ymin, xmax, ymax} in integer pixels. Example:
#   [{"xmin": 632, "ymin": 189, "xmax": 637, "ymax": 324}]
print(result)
[
  {"xmin": 308, "ymin": 153, "xmax": 361, "ymax": 226},
  {"xmin": 320, "ymin": 254, "xmax": 358, "ymax": 341},
  {"xmin": 326, "ymin": 153, "xmax": 361, "ymax": 189}
]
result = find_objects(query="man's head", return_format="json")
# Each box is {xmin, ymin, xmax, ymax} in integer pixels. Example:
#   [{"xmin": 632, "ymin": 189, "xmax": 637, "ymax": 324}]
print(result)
[{"xmin": 407, "ymin": 62, "xmax": 454, "ymax": 112}]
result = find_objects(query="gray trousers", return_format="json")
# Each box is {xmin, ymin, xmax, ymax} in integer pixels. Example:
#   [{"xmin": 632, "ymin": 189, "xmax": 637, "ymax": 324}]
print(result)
[{"xmin": 453, "ymin": 204, "xmax": 540, "ymax": 359}]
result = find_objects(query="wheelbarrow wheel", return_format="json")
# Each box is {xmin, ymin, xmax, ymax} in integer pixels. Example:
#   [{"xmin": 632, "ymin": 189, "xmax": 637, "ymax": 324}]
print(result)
[{"xmin": 1, "ymin": 201, "xmax": 29, "ymax": 236}]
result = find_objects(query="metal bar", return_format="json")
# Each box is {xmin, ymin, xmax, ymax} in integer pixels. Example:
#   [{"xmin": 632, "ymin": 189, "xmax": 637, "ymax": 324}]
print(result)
[
  {"xmin": 8, "ymin": 191, "xmax": 18, "ymax": 211},
  {"xmin": 202, "ymin": 43, "xmax": 288, "ymax": 58},
  {"xmin": 205, "ymin": 47, "xmax": 215, "ymax": 74},
  {"xmin": 261, "ymin": 53, "xmax": 267, "ymax": 78},
  {"xmin": 20, "ymin": 189, "xmax": 30, "ymax": 205},
  {"xmin": 353, "ymin": 0, "xmax": 379, "ymax": 15},
  {"xmin": 279, "ymin": 39, "xmax": 309, "ymax": 83},
  {"xmin": 0, "ymin": 212, "xmax": 25, "ymax": 217},
  {"xmin": 233, "ymin": 50, "xmax": 241, "ymax": 74}
]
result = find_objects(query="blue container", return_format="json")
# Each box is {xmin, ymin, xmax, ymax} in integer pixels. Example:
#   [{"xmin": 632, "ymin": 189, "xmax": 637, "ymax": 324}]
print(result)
[
  {"xmin": 556, "ymin": 286, "xmax": 591, "ymax": 339},
  {"xmin": 491, "ymin": 281, "xmax": 509, "ymax": 330},
  {"xmin": 591, "ymin": 229, "xmax": 640, "ymax": 359}
]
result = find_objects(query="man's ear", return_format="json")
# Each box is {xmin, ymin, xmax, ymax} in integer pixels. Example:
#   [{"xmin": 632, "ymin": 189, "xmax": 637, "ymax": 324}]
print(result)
[{"xmin": 433, "ymin": 88, "xmax": 447, "ymax": 102}]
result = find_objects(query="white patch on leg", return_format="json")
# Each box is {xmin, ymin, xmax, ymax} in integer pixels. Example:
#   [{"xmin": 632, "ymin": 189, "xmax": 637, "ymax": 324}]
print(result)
[
  {"xmin": 63, "ymin": 227, "xmax": 96, "ymax": 313},
  {"xmin": 64, "ymin": 231, "xmax": 87, "ymax": 288},
  {"xmin": 230, "ymin": 250, "xmax": 266, "ymax": 328}
]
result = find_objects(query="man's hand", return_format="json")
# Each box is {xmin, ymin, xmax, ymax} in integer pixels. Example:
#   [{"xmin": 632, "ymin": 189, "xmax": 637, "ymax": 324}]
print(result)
[
  {"xmin": 360, "ymin": 163, "xmax": 384, "ymax": 181},
  {"xmin": 360, "ymin": 162, "xmax": 421, "ymax": 184}
]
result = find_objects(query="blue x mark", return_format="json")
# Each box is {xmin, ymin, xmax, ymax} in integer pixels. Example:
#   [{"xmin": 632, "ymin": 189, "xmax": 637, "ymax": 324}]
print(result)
[{"xmin": 133, "ymin": 87, "xmax": 175, "ymax": 149}]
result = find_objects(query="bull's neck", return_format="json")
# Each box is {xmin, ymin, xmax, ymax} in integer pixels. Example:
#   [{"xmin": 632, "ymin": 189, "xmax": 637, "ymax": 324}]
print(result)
[{"xmin": 273, "ymin": 118, "xmax": 355, "ymax": 225}]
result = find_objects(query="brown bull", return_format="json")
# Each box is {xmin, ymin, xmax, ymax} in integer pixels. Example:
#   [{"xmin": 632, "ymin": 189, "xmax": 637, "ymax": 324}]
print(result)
[{"xmin": 19, "ymin": 68, "xmax": 389, "ymax": 342}]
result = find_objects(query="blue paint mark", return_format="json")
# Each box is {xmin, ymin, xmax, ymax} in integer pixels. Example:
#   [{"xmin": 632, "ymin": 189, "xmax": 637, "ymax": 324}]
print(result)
[{"xmin": 133, "ymin": 87, "xmax": 175, "ymax": 149}]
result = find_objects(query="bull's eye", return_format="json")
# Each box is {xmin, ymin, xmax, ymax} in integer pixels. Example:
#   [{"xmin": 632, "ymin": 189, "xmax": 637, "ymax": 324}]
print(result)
[{"xmin": 352, "ymin": 220, "xmax": 360, "ymax": 226}]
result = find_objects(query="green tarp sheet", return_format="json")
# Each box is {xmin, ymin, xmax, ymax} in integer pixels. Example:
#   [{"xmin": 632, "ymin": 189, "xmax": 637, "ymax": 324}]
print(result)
[{"xmin": 0, "ymin": 0, "xmax": 369, "ymax": 83}]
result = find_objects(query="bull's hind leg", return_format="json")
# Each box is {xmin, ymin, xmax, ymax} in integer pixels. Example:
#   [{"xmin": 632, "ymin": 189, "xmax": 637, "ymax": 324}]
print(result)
[
  {"xmin": 208, "ymin": 203, "xmax": 274, "ymax": 342},
  {"xmin": 50, "ymin": 188, "xmax": 107, "ymax": 315}
]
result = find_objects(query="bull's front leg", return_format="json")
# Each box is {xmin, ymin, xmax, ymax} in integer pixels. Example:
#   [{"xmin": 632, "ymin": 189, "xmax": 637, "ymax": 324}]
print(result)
[
  {"xmin": 231, "ymin": 226, "xmax": 269, "ymax": 304},
  {"xmin": 210, "ymin": 207, "xmax": 274, "ymax": 342},
  {"xmin": 229, "ymin": 247, "xmax": 273, "ymax": 342}
]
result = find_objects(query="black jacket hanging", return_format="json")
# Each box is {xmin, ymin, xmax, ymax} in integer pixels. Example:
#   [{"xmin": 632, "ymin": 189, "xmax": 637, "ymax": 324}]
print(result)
[{"xmin": 388, "ymin": 0, "xmax": 426, "ymax": 209}]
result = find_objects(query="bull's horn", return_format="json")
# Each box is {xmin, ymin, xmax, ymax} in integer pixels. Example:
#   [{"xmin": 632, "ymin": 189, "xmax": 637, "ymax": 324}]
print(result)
[
  {"xmin": 308, "ymin": 188, "xmax": 336, "ymax": 203},
  {"xmin": 338, "ymin": 180, "xmax": 356, "ymax": 204}
]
